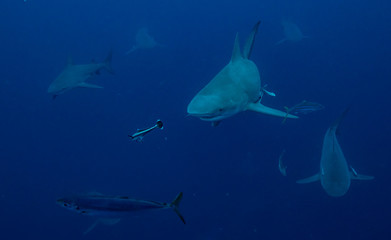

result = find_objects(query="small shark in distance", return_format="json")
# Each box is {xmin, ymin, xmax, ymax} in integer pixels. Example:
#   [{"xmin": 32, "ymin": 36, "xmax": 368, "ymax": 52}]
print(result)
[
  {"xmin": 276, "ymin": 20, "xmax": 308, "ymax": 45},
  {"xmin": 296, "ymin": 107, "xmax": 374, "ymax": 197},
  {"xmin": 125, "ymin": 28, "xmax": 163, "ymax": 54},
  {"xmin": 282, "ymin": 100, "xmax": 324, "ymax": 123},
  {"xmin": 48, "ymin": 50, "xmax": 113, "ymax": 99},
  {"xmin": 187, "ymin": 21, "xmax": 297, "ymax": 126},
  {"xmin": 57, "ymin": 192, "xmax": 185, "ymax": 224}
]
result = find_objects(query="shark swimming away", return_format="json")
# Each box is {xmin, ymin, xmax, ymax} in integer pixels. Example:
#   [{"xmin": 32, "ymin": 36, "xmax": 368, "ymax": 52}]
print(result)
[
  {"xmin": 276, "ymin": 20, "xmax": 308, "ymax": 45},
  {"xmin": 187, "ymin": 21, "xmax": 297, "ymax": 126},
  {"xmin": 48, "ymin": 50, "xmax": 113, "ymax": 99},
  {"xmin": 296, "ymin": 108, "xmax": 374, "ymax": 197},
  {"xmin": 57, "ymin": 192, "xmax": 185, "ymax": 224},
  {"xmin": 125, "ymin": 28, "xmax": 162, "ymax": 54}
]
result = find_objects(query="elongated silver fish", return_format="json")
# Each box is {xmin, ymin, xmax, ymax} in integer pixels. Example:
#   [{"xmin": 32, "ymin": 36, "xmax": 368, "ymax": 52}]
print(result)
[
  {"xmin": 128, "ymin": 120, "xmax": 164, "ymax": 142},
  {"xmin": 282, "ymin": 100, "xmax": 324, "ymax": 123},
  {"xmin": 57, "ymin": 192, "xmax": 185, "ymax": 224}
]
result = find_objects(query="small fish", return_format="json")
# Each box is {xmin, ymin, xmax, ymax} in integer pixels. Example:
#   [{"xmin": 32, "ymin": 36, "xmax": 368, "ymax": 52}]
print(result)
[
  {"xmin": 57, "ymin": 192, "xmax": 185, "ymax": 224},
  {"xmin": 278, "ymin": 149, "xmax": 287, "ymax": 176},
  {"xmin": 129, "ymin": 120, "xmax": 163, "ymax": 142},
  {"xmin": 282, "ymin": 100, "xmax": 324, "ymax": 123}
]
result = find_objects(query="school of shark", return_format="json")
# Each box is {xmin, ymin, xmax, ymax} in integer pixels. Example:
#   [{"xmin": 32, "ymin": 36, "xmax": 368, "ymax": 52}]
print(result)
[{"xmin": 47, "ymin": 20, "xmax": 373, "ymax": 233}]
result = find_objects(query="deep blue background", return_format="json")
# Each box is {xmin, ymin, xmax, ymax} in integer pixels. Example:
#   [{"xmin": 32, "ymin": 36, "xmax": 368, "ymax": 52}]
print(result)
[{"xmin": 0, "ymin": 0, "xmax": 390, "ymax": 239}]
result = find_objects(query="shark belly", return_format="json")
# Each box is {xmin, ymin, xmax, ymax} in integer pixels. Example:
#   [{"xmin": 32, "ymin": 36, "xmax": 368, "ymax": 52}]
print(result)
[{"xmin": 320, "ymin": 131, "xmax": 351, "ymax": 197}]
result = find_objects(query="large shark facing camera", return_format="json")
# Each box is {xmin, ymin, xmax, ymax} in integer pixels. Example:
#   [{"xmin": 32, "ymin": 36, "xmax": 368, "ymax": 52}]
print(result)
[{"xmin": 187, "ymin": 21, "xmax": 297, "ymax": 125}]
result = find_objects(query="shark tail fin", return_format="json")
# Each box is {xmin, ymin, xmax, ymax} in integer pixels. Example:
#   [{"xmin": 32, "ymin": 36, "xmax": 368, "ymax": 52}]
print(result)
[
  {"xmin": 170, "ymin": 192, "xmax": 186, "ymax": 224},
  {"xmin": 104, "ymin": 49, "xmax": 114, "ymax": 74},
  {"xmin": 296, "ymin": 173, "xmax": 320, "ymax": 184},
  {"xmin": 247, "ymin": 102, "xmax": 298, "ymax": 119},
  {"xmin": 330, "ymin": 106, "xmax": 351, "ymax": 132},
  {"xmin": 243, "ymin": 21, "xmax": 261, "ymax": 59}
]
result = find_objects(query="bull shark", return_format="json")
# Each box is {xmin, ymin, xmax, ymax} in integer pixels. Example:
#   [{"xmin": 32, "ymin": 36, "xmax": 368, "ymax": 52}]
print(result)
[
  {"xmin": 48, "ymin": 51, "xmax": 113, "ymax": 99},
  {"xmin": 187, "ymin": 21, "xmax": 297, "ymax": 126},
  {"xmin": 125, "ymin": 28, "xmax": 162, "ymax": 54},
  {"xmin": 296, "ymin": 108, "xmax": 374, "ymax": 197},
  {"xmin": 276, "ymin": 20, "xmax": 308, "ymax": 45}
]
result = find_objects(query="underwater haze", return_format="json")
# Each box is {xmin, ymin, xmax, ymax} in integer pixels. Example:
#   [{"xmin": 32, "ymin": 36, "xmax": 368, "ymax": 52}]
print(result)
[{"xmin": 0, "ymin": 0, "xmax": 390, "ymax": 239}]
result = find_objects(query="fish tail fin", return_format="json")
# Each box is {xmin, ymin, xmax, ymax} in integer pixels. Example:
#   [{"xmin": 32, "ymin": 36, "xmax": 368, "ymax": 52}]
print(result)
[
  {"xmin": 170, "ymin": 192, "xmax": 186, "ymax": 224},
  {"xmin": 104, "ymin": 49, "xmax": 114, "ymax": 74}
]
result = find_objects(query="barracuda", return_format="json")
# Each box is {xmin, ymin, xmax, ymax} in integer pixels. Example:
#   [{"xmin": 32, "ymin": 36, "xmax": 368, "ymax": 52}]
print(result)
[{"xmin": 57, "ymin": 192, "xmax": 185, "ymax": 224}]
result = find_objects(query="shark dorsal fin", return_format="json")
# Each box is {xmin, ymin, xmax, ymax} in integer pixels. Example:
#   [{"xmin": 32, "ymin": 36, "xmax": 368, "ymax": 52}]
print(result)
[
  {"xmin": 243, "ymin": 21, "xmax": 261, "ymax": 59},
  {"xmin": 67, "ymin": 56, "xmax": 73, "ymax": 66},
  {"xmin": 231, "ymin": 33, "xmax": 242, "ymax": 63}
]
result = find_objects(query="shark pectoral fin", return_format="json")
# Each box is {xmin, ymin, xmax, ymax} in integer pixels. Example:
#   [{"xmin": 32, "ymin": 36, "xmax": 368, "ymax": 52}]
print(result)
[
  {"xmin": 351, "ymin": 173, "xmax": 374, "ymax": 180},
  {"xmin": 78, "ymin": 82, "xmax": 103, "ymax": 89},
  {"xmin": 83, "ymin": 220, "xmax": 99, "ymax": 235},
  {"xmin": 296, "ymin": 173, "xmax": 320, "ymax": 184},
  {"xmin": 275, "ymin": 38, "xmax": 287, "ymax": 45},
  {"xmin": 125, "ymin": 46, "xmax": 138, "ymax": 55},
  {"xmin": 247, "ymin": 103, "xmax": 298, "ymax": 119},
  {"xmin": 84, "ymin": 218, "xmax": 121, "ymax": 235}
]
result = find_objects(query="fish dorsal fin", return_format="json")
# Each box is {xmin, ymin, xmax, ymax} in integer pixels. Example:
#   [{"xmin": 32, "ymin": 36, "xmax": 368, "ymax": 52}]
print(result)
[
  {"xmin": 231, "ymin": 33, "xmax": 242, "ymax": 63},
  {"xmin": 243, "ymin": 21, "xmax": 261, "ymax": 59},
  {"xmin": 67, "ymin": 56, "xmax": 73, "ymax": 66}
]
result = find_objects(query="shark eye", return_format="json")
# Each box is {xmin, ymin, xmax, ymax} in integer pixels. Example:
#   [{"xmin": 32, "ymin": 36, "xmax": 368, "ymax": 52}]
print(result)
[
  {"xmin": 63, "ymin": 203, "xmax": 68, "ymax": 207},
  {"xmin": 218, "ymin": 108, "xmax": 223, "ymax": 112}
]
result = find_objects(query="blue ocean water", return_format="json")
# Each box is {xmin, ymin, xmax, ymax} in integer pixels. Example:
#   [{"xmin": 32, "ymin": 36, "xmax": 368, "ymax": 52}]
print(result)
[{"xmin": 0, "ymin": 0, "xmax": 390, "ymax": 239}]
